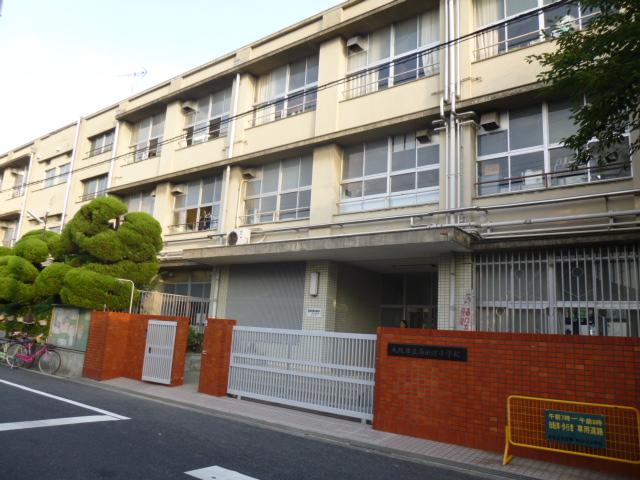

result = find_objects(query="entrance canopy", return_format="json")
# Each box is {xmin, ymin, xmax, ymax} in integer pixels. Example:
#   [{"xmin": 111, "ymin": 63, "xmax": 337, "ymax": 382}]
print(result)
[{"xmin": 183, "ymin": 227, "xmax": 472, "ymax": 265}]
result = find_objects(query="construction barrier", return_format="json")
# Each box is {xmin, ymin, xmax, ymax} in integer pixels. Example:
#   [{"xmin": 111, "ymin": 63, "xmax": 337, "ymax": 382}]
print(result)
[{"xmin": 504, "ymin": 395, "xmax": 640, "ymax": 466}]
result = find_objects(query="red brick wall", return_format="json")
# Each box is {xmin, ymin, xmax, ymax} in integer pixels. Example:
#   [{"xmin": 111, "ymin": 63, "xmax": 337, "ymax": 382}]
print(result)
[
  {"xmin": 198, "ymin": 318, "xmax": 236, "ymax": 396},
  {"xmin": 83, "ymin": 311, "xmax": 189, "ymax": 386},
  {"xmin": 374, "ymin": 328, "xmax": 640, "ymax": 475}
]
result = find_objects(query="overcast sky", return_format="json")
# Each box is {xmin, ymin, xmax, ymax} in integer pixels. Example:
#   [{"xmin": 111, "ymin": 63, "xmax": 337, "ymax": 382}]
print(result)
[{"xmin": 0, "ymin": 0, "xmax": 342, "ymax": 153}]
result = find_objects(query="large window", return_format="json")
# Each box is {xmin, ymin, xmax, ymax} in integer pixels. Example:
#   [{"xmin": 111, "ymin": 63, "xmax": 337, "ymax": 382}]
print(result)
[
  {"xmin": 474, "ymin": 0, "xmax": 600, "ymax": 60},
  {"xmin": 44, "ymin": 163, "xmax": 70, "ymax": 188},
  {"xmin": 1, "ymin": 220, "xmax": 17, "ymax": 247},
  {"xmin": 88, "ymin": 130, "xmax": 115, "ymax": 157},
  {"xmin": 253, "ymin": 56, "xmax": 318, "ymax": 126},
  {"xmin": 185, "ymin": 87, "xmax": 232, "ymax": 146},
  {"xmin": 173, "ymin": 175, "xmax": 223, "ymax": 232},
  {"xmin": 11, "ymin": 168, "xmax": 26, "ymax": 198},
  {"xmin": 340, "ymin": 131, "xmax": 440, "ymax": 213},
  {"xmin": 345, "ymin": 10, "xmax": 439, "ymax": 100},
  {"xmin": 133, "ymin": 112, "xmax": 165, "ymax": 162},
  {"xmin": 244, "ymin": 155, "xmax": 312, "ymax": 224},
  {"xmin": 122, "ymin": 190, "xmax": 155, "ymax": 215},
  {"xmin": 81, "ymin": 175, "xmax": 108, "ymax": 201},
  {"xmin": 476, "ymin": 101, "xmax": 631, "ymax": 196},
  {"xmin": 163, "ymin": 270, "xmax": 212, "ymax": 299}
]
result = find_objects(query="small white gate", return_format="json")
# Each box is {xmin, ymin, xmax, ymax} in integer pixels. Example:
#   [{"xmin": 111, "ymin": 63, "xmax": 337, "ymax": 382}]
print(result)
[
  {"xmin": 228, "ymin": 326, "xmax": 377, "ymax": 421},
  {"xmin": 142, "ymin": 320, "xmax": 177, "ymax": 385}
]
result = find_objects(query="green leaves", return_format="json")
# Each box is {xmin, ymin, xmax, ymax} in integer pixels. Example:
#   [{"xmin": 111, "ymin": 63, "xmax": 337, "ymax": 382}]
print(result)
[{"xmin": 529, "ymin": 1, "xmax": 640, "ymax": 166}]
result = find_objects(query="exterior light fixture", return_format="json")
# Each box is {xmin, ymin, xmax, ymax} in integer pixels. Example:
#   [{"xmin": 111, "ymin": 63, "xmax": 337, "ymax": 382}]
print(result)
[{"xmin": 309, "ymin": 272, "xmax": 320, "ymax": 296}]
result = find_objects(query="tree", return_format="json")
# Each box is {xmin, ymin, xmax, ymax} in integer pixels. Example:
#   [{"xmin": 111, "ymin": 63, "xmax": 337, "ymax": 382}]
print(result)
[
  {"xmin": 57, "ymin": 197, "xmax": 163, "ymax": 310},
  {"xmin": 529, "ymin": 1, "xmax": 640, "ymax": 166}
]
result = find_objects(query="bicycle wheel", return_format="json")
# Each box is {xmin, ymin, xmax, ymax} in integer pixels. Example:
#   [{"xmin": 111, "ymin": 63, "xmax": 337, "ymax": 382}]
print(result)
[
  {"xmin": 38, "ymin": 350, "xmax": 61, "ymax": 375},
  {"xmin": 6, "ymin": 344, "xmax": 27, "ymax": 368}
]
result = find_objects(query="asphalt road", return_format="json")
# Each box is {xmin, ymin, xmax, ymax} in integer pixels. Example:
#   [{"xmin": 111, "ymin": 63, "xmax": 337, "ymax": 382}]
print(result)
[{"xmin": 0, "ymin": 366, "xmax": 506, "ymax": 480}]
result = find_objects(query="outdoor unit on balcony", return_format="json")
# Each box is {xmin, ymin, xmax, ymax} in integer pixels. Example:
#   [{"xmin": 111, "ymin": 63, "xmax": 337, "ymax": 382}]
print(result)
[
  {"xmin": 346, "ymin": 35, "xmax": 367, "ymax": 53},
  {"xmin": 9, "ymin": 168, "xmax": 23, "ymax": 176},
  {"xmin": 241, "ymin": 168, "xmax": 258, "ymax": 180},
  {"xmin": 480, "ymin": 112, "xmax": 500, "ymax": 131},
  {"xmin": 180, "ymin": 100, "xmax": 198, "ymax": 114},
  {"xmin": 416, "ymin": 129, "xmax": 431, "ymax": 143},
  {"xmin": 170, "ymin": 184, "xmax": 185, "ymax": 195},
  {"xmin": 226, "ymin": 228, "xmax": 251, "ymax": 246}
]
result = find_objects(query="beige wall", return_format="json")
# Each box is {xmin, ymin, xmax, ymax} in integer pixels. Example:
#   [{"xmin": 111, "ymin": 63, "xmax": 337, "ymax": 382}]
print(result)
[{"xmin": 335, "ymin": 263, "xmax": 381, "ymax": 333}]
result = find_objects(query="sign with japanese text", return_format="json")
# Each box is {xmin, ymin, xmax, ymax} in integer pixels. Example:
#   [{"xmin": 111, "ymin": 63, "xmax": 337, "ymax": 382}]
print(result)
[
  {"xmin": 388, "ymin": 343, "xmax": 467, "ymax": 362},
  {"xmin": 545, "ymin": 410, "xmax": 607, "ymax": 449}
]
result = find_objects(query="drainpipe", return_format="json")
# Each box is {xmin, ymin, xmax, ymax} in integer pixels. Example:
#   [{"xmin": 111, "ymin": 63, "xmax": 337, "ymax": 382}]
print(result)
[
  {"xmin": 106, "ymin": 121, "xmax": 121, "ymax": 189},
  {"xmin": 60, "ymin": 117, "xmax": 82, "ymax": 228},
  {"xmin": 449, "ymin": 254, "xmax": 456, "ymax": 330},
  {"xmin": 447, "ymin": 0, "xmax": 457, "ymax": 221},
  {"xmin": 16, "ymin": 151, "xmax": 34, "ymax": 242},
  {"xmin": 219, "ymin": 74, "xmax": 241, "ymax": 234}
]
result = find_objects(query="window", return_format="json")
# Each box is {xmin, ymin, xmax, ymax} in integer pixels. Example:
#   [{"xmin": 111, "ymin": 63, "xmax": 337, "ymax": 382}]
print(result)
[
  {"xmin": 345, "ymin": 10, "xmax": 439, "ymax": 99},
  {"xmin": 81, "ymin": 175, "xmax": 108, "ymax": 201},
  {"xmin": 44, "ymin": 163, "xmax": 70, "ymax": 188},
  {"xmin": 133, "ymin": 112, "xmax": 165, "ymax": 162},
  {"xmin": 253, "ymin": 55, "xmax": 318, "ymax": 126},
  {"xmin": 11, "ymin": 168, "xmax": 26, "ymax": 198},
  {"xmin": 340, "ymin": 131, "xmax": 440, "ymax": 213},
  {"xmin": 474, "ymin": 1, "xmax": 601, "ymax": 60},
  {"xmin": 1, "ymin": 220, "xmax": 17, "ymax": 247},
  {"xmin": 88, "ymin": 130, "xmax": 115, "ymax": 156},
  {"xmin": 185, "ymin": 87, "xmax": 232, "ymax": 146},
  {"xmin": 476, "ymin": 100, "xmax": 631, "ymax": 196},
  {"xmin": 163, "ymin": 271, "xmax": 212, "ymax": 299},
  {"xmin": 173, "ymin": 175, "xmax": 223, "ymax": 232},
  {"xmin": 244, "ymin": 155, "xmax": 312, "ymax": 224},
  {"xmin": 122, "ymin": 190, "xmax": 155, "ymax": 215}
]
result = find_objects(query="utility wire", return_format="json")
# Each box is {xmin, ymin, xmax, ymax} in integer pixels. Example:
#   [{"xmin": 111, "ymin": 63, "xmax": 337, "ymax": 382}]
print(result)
[{"xmin": 1, "ymin": 0, "xmax": 576, "ymax": 195}]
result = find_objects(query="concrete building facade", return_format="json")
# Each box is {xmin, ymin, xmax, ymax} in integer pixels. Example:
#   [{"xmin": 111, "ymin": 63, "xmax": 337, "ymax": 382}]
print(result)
[{"xmin": 1, "ymin": 0, "xmax": 638, "ymax": 336}]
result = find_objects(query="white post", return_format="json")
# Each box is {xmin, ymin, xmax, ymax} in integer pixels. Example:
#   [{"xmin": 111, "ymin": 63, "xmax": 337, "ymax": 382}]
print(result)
[{"xmin": 116, "ymin": 278, "xmax": 135, "ymax": 313}]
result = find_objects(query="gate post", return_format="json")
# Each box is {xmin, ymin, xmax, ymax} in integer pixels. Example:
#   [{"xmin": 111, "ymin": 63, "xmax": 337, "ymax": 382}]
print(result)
[{"xmin": 198, "ymin": 318, "xmax": 236, "ymax": 396}]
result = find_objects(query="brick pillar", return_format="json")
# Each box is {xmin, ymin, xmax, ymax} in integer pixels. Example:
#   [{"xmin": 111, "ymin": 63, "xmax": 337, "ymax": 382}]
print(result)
[
  {"xmin": 198, "ymin": 318, "xmax": 236, "ymax": 396},
  {"xmin": 83, "ymin": 311, "xmax": 131, "ymax": 381}
]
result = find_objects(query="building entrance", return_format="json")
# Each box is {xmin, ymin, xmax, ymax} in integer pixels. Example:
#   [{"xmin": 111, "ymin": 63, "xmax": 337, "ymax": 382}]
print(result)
[{"xmin": 380, "ymin": 271, "xmax": 438, "ymax": 328}]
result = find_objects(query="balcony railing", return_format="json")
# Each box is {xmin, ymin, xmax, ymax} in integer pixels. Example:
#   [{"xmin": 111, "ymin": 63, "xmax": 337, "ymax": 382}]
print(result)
[
  {"xmin": 343, "ymin": 49, "xmax": 439, "ymax": 100},
  {"xmin": 251, "ymin": 90, "xmax": 317, "ymax": 127},
  {"xmin": 242, "ymin": 206, "xmax": 310, "ymax": 225},
  {"xmin": 473, "ymin": 8, "xmax": 599, "ymax": 62},
  {"xmin": 79, "ymin": 190, "xmax": 108, "ymax": 202},
  {"xmin": 11, "ymin": 185, "xmax": 25, "ymax": 198},
  {"xmin": 476, "ymin": 162, "xmax": 631, "ymax": 196},
  {"xmin": 129, "ymin": 138, "xmax": 162, "ymax": 163},
  {"xmin": 170, "ymin": 219, "xmax": 219, "ymax": 234}
]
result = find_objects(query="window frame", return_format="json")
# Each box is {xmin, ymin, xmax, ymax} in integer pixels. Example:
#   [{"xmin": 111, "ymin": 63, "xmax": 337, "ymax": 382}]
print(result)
[
  {"xmin": 43, "ymin": 163, "xmax": 70, "ymax": 188},
  {"xmin": 345, "ymin": 10, "xmax": 440, "ymax": 100},
  {"xmin": 253, "ymin": 56, "xmax": 319, "ymax": 126},
  {"xmin": 172, "ymin": 175, "xmax": 224, "ymax": 233},
  {"xmin": 122, "ymin": 190, "xmax": 155, "ymax": 215},
  {"xmin": 184, "ymin": 87, "xmax": 232, "ymax": 146},
  {"xmin": 88, "ymin": 130, "xmax": 115, "ymax": 157},
  {"xmin": 476, "ymin": 100, "xmax": 632, "ymax": 197},
  {"xmin": 243, "ymin": 155, "xmax": 313, "ymax": 225},
  {"xmin": 132, "ymin": 112, "xmax": 165, "ymax": 162},
  {"xmin": 339, "ymin": 132, "xmax": 441, "ymax": 213},
  {"xmin": 81, "ymin": 174, "xmax": 109, "ymax": 202}
]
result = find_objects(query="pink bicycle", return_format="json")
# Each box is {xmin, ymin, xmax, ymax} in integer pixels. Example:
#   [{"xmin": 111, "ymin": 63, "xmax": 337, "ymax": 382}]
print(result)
[{"xmin": 7, "ymin": 340, "xmax": 61, "ymax": 375}]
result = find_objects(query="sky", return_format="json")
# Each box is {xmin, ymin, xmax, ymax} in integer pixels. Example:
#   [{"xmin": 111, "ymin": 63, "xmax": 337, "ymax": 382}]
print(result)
[{"xmin": 0, "ymin": 0, "xmax": 343, "ymax": 154}]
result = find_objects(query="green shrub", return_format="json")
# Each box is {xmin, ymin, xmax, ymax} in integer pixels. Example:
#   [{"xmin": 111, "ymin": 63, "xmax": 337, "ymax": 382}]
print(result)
[
  {"xmin": 60, "ymin": 268, "xmax": 131, "ymax": 310},
  {"xmin": 34, "ymin": 263, "xmax": 72, "ymax": 299},
  {"xmin": 0, "ymin": 246, "xmax": 12, "ymax": 257},
  {"xmin": 0, "ymin": 256, "xmax": 39, "ymax": 283},
  {"xmin": 13, "ymin": 237, "xmax": 49, "ymax": 264}
]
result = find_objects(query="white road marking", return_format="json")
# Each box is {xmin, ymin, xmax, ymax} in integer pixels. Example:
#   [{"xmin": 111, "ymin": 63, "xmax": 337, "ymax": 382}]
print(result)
[
  {"xmin": 0, "ymin": 378, "xmax": 130, "ymax": 432},
  {"xmin": 185, "ymin": 465, "xmax": 260, "ymax": 480},
  {"xmin": 0, "ymin": 415, "xmax": 120, "ymax": 432},
  {"xmin": 0, "ymin": 379, "xmax": 129, "ymax": 420}
]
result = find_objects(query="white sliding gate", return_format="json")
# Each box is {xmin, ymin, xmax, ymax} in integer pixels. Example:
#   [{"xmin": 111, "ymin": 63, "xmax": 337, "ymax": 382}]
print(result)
[
  {"xmin": 142, "ymin": 320, "xmax": 177, "ymax": 385},
  {"xmin": 228, "ymin": 326, "xmax": 377, "ymax": 421}
]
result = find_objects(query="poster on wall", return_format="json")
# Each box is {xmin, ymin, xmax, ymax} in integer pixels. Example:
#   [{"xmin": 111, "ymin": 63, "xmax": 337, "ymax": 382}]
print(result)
[
  {"xmin": 48, "ymin": 307, "xmax": 91, "ymax": 352},
  {"xmin": 459, "ymin": 292, "xmax": 474, "ymax": 331}
]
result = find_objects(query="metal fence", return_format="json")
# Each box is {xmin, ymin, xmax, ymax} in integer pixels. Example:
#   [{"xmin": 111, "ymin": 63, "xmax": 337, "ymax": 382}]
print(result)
[
  {"xmin": 227, "ymin": 326, "xmax": 377, "ymax": 421},
  {"xmin": 133, "ymin": 290, "xmax": 210, "ymax": 332},
  {"xmin": 475, "ymin": 245, "xmax": 640, "ymax": 337}
]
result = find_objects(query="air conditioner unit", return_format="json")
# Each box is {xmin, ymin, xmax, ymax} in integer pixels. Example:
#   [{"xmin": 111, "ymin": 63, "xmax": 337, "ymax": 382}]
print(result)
[
  {"xmin": 227, "ymin": 228, "xmax": 251, "ymax": 246},
  {"xmin": 9, "ymin": 168, "xmax": 23, "ymax": 176},
  {"xmin": 480, "ymin": 112, "xmax": 500, "ymax": 131},
  {"xmin": 416, "ymin": 129, "xmax": 431, "ymax": 144},
  {"xmin": 241, "ymin": 168, "xmax": 258, "ymax": 180},
  {"xmin": 346, "ymin": 35, "xmax": 367, "ymax": 53},
  {"xmin": 181, "ymin": 100, "xmax": 198, "ymax": 114},
  {"xmin": 171, "ymin": 184, "xmax": 185, "ymax": 195}
]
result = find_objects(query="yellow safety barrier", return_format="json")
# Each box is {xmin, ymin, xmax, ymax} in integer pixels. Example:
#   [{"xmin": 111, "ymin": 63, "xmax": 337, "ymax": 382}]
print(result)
[{"xmin": 503, "ymin": 395, "xmax": 640, "ymax": 466}]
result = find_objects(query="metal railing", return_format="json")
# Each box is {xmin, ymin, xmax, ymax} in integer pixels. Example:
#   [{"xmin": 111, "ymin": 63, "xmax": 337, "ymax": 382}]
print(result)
[
  {"xmin": 170, "ymin": 219, "xmax": 219, "ymax": 233},
  {"xmin": 11, "ymin": 185, "xmax": 26, "ymax": 198},
  {"xmin": 79, "ymin": 190, "xmax": 108, "ymax": 202},
  {"xmin": 227, "ymin": 326, "xmax": 377, "ymax": 421},
  {"xmin": 475, "ymin": 245, "xmax": 640, "ymax": 337},
  {"xmin": 251, "ymin": 90, "xmax": 317, "ymax": 127},
  {"xmin": 133, "ymin": 290, "xmax": 211, "ymax": 333},
  {"xmin": 241, "ymin": 206, "xmax": 310, "ymax": 225},
  {"xmin": 476, "ymin": 162, "xmax": 631, "ymax": 196},
  {"xmin": 343, "ymin": 50, "xmax": 439, "ymax": 100}
]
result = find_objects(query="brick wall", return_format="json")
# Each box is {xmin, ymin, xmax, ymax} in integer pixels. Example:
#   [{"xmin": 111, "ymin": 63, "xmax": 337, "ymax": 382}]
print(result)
[
  {"xmin": 374, "ymin": 328, "xmax": 640, "ymax": 475},
  {"xmin": 83, "ymin": 312, "xmax": 189, "ymax": 386},
  {"xmin": 198, "ymin": 318, "xmax": 236, "ymax": 396}
]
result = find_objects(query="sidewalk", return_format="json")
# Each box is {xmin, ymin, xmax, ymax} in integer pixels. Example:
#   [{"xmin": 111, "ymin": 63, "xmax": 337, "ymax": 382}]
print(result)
[{"xmin": 89, "ymin": 377, "xmax": 628, "ymax": 480}]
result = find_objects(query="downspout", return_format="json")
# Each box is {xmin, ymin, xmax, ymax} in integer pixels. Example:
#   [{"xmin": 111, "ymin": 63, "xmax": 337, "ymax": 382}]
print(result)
[
  {"xmin": 60, "ymin": 117, "xmax": 82, "ymax": 228},
  {"xmin": 106, "ymin": 121, "xmax": 121, "ymax": 189},
  {"xmin": 447, "ymin": 0, "xmax": 458, "ymax": 329},
  {"xmin": 16, "ymin": 151, "xmax": 34, "ymax": 241},
  {"xmin": 219, "ymin": 73, "xmax": 241, "ymax": 233}
]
